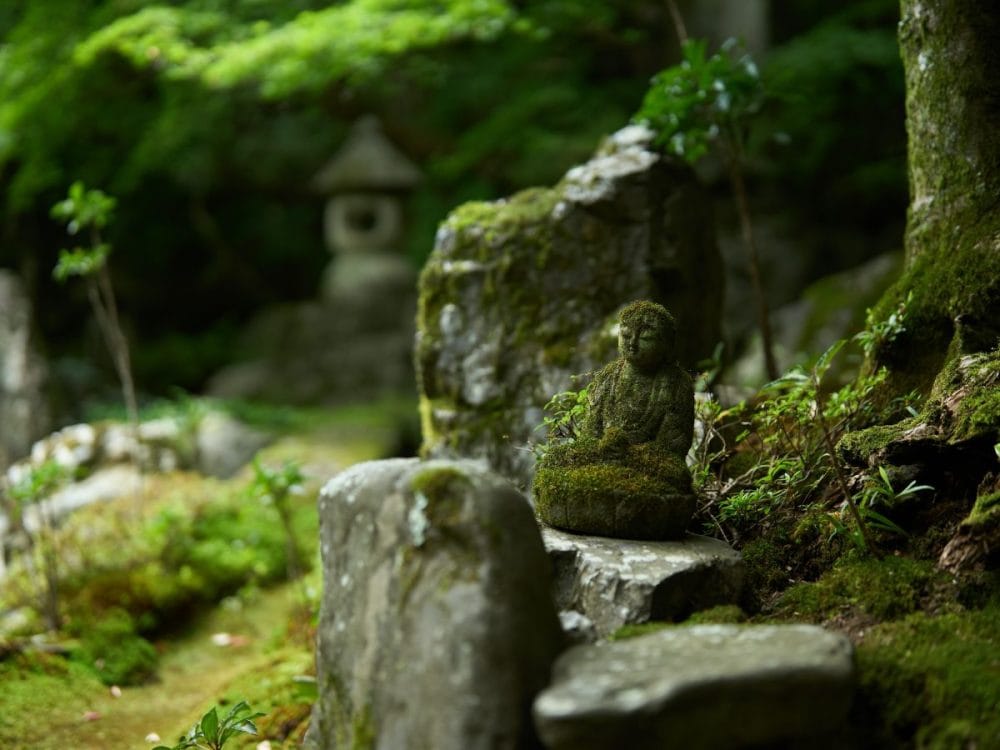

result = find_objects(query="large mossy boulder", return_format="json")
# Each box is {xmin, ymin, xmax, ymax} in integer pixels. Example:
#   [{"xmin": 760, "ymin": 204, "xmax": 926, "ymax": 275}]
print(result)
[
  {"xmin": 310, "ymin": 458, "xmax": 564, "ymax": 750},
  {"xmin": 416, "ymin": 125, "xmax": 722, "ymax": 486}
]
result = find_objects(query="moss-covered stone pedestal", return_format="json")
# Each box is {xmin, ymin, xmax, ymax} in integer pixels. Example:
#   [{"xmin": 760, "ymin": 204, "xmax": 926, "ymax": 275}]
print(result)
[{"xmin": 534, "ymin": 440, "xmax": 695, "ymax": 540}]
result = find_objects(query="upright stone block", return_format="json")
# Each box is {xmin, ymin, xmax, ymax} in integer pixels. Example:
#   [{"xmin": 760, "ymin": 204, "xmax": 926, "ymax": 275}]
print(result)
[{"xmin": 311, "ymin": 458, "xmax": 564, "ymax": 750}]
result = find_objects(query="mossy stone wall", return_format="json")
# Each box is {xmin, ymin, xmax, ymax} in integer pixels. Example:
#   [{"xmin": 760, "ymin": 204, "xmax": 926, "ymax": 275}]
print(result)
[{"xmin": 415, "ymin": 125, "xmax": 722, "ymax": 486}]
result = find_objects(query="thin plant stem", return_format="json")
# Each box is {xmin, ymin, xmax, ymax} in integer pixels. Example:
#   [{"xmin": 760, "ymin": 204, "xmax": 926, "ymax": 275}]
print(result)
[
  {"xmin": 813, "ymin": 388, "xmax": 880, "ymax": 557},
  {"xmin": 726, "ymin": 153, "xmax": 779, "ymax": 381},
  {"xmin": 665, "ymin": 0, "xmax": 688, "ymax": 46}
]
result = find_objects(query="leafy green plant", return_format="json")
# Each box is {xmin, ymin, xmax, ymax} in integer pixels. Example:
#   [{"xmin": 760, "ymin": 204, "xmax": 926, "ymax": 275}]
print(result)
[
  {"xmin": 6, "ymin": 460, "xmax": 69, "ymax": 630},
  {"xmin": 856, "ymin": 290, "xmax": 913, "ymax": 358},
  {"xmin": 702, "ymin": 339, "xmax": 922, "ymax": 554},
  {"xmin": 636, "ymin": 38, "xmax": 778, "ymax": 379},
  {"xmin": 51, "ymin": 181, "xmax": 139, "ymax": 429},
  {"xmin": 541, "ymin": 385, "xmax": 590, "ymax": 441},
  {"xmin": 155, "ymin": 701, "xmax": 264, "ymax": 750},
  {"xmin": 848, "ymin": 465, "xmax": 933, "ymax": 542},
  {"xmin": 532, "ymin": 381, "xmax": 591, "ymax": 461},
  {"xmin": 247, "ymin": 458, "xmax": 306, "ymax": 581}
]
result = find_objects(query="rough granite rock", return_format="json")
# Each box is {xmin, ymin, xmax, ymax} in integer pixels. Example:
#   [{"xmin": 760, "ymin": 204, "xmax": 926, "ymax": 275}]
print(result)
[
  {"xmin": 416, "ymin": 124, "xmax": 722, "ymax": 486},
  {"xmin": 0, "ymin": 270, "xmax": 50, "ymax": 467},
  {"xmin": 310, "ymin": 458, "xmax": 564, "ymax": 750},
  {"xmin": 534, "ymin": 624, "xmax": 855, "ymax": 750},
  {"xmin": 543, "ymin": 527, "xmax": 743, "ymax": 639}
]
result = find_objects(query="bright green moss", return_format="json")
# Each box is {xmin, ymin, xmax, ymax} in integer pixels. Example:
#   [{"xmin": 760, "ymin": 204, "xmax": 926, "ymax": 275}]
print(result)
[
  {"xmin": 0, "ymin": 652, "xmax": 102, "ymax": 746},
  {"xmin": 966, "ymin": 490, "xmax": 1000, "ymax": 529},
  {"xmin": 409, "ymin": 466, "xmax": 470, "ymax": 527},
  {"xmin": 868, "ymin": 213, "xmax": 1000, "ymax": 399},
  {"xmin": 685, "ymin": 604, "xmax": 747, "ymax": 624},
  {"xmin": 837, "ymin": 419, "xmax": 913, "ymax": 465},
  {"xmin": 534, "ymin": 438, "xmax": 694, "ymax": 540},
  {"xmin": 772, "ymin": 556, "xmax": 945, "ymax": 622},
  {"xmin": 443, "ymin": 187, "xmax": 559, "ymax": 243},
  {"xmin": 609, "ymin": 605, "xmax": 746, "ymax": 640},
  {"xmin": 608, "ymin": 621, "xmax": 672, "ymax": 641},
  {"xmin": 70, "ymin": 608, "xmax": 158, "ymax": 686},
  {"xmin": 950, "ymin": 352, "xmax": 1000, "ymax": 443},
  {"xmin": 856, "ymin": 603, "xmax": 1000, "ymax": 749}
]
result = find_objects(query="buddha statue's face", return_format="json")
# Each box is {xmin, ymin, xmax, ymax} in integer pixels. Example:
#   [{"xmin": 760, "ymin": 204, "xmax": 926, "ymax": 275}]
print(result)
[{"xmin": 619, "ymin": 316, "xmax": 668, "ymax": 372}]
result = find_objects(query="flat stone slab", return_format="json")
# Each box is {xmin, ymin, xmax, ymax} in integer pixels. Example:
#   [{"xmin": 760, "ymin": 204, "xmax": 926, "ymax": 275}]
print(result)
[
  {"xmin": 542, "ymin": 527, "xmax": 743, "ymax": 639},
  {"xmin": 534, "ymin": 624, "xmax": 855, "ymax": 750}
]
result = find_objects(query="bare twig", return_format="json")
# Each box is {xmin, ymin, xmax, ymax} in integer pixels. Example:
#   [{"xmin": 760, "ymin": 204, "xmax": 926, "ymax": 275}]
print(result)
[{"xmin": 665, "ymin": 0, "xmax": 688, "ymax": 46}]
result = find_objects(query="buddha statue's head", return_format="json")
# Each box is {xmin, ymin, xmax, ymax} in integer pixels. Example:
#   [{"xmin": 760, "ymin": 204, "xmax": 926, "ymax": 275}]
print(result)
[{"xmin": 617, "ymin": 300, "xmax": 676, "ymax": 373}]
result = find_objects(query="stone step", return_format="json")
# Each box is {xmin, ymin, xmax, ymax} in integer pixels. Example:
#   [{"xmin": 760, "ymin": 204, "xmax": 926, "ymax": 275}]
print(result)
[
  {"xmin": 534, "ymin": 624, "xmax": 855, "ymax": 750},
  {"xmin": 542, "ymin": 527, "xmax": 744, "ymax": 640}
]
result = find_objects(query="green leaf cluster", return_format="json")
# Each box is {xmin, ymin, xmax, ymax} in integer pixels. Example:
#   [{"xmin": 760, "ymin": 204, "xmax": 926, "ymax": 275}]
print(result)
[
  {"xmin": 247, "ymin": 458, "xmax": 304, "ymax": 507},
  {"xmin": 156, "ymin": 700, "xmax": 264, "ymax": 750},
  {"xmin": 49, "ymin": 180, "xmax": 116, "ymax": 235},
  {"xmin": 635, "ymin": 38, "xmax": 763, "ymax": 162}
]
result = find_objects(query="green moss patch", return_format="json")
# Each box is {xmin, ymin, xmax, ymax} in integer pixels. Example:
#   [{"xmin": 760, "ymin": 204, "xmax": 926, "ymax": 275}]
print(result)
[
  {"xmin": 855, "ymin": 602, "xmax": 1000, "ymax": 749},
  {"xmin": 772, "ymin": 556, "xmax": 945, "ymax": 622},
  {"xmin": 608, "ymin": 621, "xmax": 672, "ymax": 641},
  {"xmin": 838, "ymin": 420, "xmax": 914, "ymax": 465},
  {"xmin": 609, "ymin": 605, "xmax": 746, "ymax": 641},
  {"xmin": 967, "ymin": 489, "xmax": 1000, "ymax": 529},
  {"xmin": 70, "ymin": 608, "xmax": 158, "ymax": 686},
  {"xmin": 0, "ymin": 652, "xmax": 104, "ymax": 747},
  {"xmin": 685, "ymin": 604, "xmax": 748, "ymax": 625}
]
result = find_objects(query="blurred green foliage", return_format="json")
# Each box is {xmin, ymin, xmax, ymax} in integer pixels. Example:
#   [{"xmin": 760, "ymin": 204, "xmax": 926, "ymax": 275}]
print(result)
[
  {"xmin": 0, "ymin": 0, "xmax": 905, "ymax": 395},
  {"xmin": 70, "ymin": 607, "xmax": 159, "ymax": 686}
]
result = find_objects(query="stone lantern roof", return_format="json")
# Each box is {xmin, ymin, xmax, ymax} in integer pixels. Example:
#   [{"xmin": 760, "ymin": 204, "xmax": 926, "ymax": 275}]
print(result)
[{"xmin": 314, "ymin": 116, "xmax": 421, "ymax": 194}]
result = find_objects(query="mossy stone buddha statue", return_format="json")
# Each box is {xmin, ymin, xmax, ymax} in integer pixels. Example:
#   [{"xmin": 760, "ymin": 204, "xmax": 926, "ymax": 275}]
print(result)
[{"xmin": 533, "ymin": 300, "xmax": 696, "ymax": 539}]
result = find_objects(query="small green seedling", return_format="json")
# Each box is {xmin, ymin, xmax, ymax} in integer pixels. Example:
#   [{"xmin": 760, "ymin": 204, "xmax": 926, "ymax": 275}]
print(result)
[
  {"xmin": 248, "ymin": 458, "xmax": 306, "ymax": 580},
  {"xmin": 51, "ymin": 181, "xmax": 140, "ymax": 430},
  {"xmin": 7, "ymin": 459, "xmax": 69, "ymax": 630},
  {"xmin": 155, "ymin": 701, "xmax": 264, "ymax": 750}
]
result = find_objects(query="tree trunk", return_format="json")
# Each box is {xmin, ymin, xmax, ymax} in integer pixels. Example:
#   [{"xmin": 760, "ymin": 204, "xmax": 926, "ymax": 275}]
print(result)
[
  {"xmin": 870, "ymin": 1, "xmax": 1000, "ymax": 393},
  {"xmin": 840, "ymin": 1, "xmax": 1000, "ymax": 571}
]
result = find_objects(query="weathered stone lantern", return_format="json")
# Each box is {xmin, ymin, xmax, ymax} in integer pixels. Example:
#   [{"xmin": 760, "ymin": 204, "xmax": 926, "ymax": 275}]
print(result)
[
  {"xmin": 206, "ymin": 116, "xmax": 423, "ymax": 404},
  {"xmin": 313, "ymin": 115, "xmax": 421, "ymax": 302}
]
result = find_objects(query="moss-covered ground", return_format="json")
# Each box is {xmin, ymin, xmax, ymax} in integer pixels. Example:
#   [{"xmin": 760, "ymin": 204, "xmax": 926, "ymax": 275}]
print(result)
[{"xmin": 0, "ymin": 397, "xmax": 413, "ymax": 750}]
